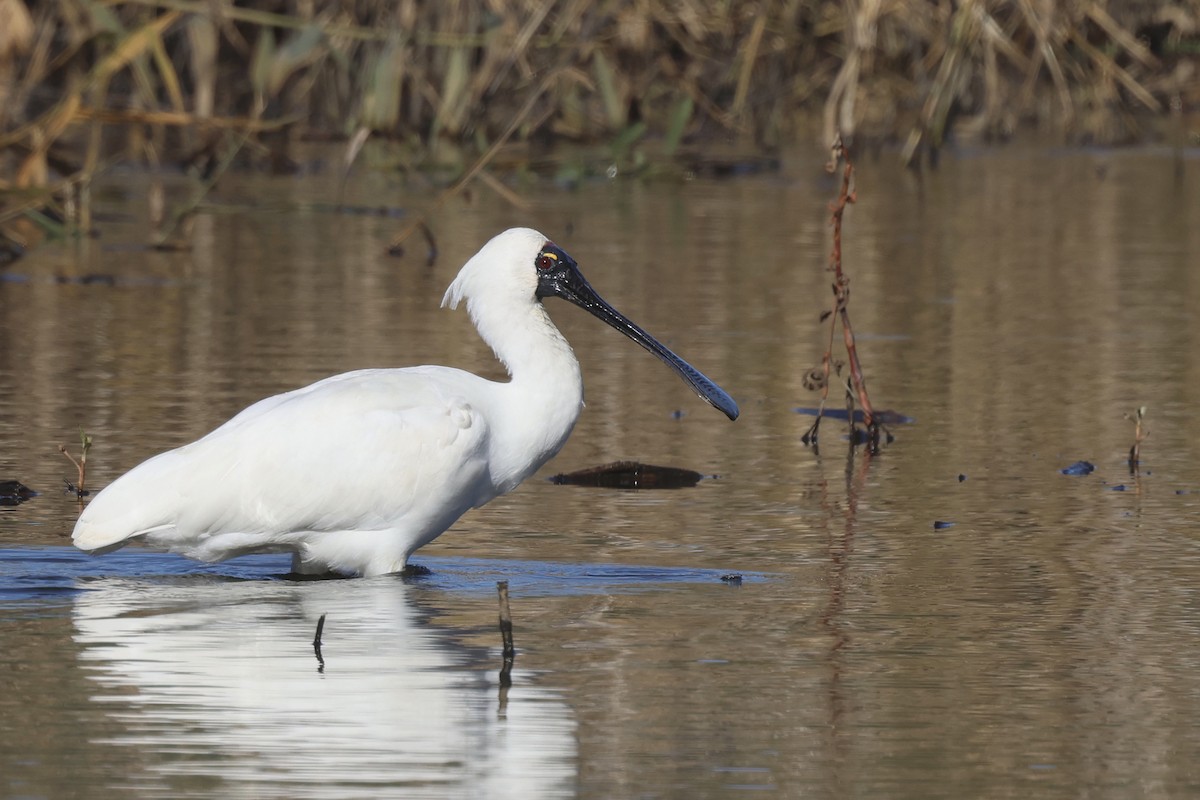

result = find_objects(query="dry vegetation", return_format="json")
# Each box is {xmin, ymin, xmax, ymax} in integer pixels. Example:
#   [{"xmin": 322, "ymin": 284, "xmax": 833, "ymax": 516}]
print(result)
[{"xmin": 1, "ymin": 0, "xmax": 1198, "ymax": 257}]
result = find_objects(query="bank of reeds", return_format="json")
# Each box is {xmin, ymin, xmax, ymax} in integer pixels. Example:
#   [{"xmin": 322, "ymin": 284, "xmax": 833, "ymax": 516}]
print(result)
[{"xmin": 1, "ymin": 0, "xmax": 1197, "ymax": 256}]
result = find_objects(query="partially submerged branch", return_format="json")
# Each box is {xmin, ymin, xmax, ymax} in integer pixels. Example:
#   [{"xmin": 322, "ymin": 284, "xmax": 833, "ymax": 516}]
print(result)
[
  {"xmin": 801, "ymin": 137, "xmax": 897, "ymax": 450},
  {"xmin": 1126, "ymin": 406, "xmax": 1149, "ymax": 471},
  {"xmin": 497, "ymin": 580, "xmax": 515, "ymax": 691},
  {"xmin": 802, "ymin": 137, "xmax": 891, "ymax": 451},
  {"xmin": 59, "ymin": 429, "xmax": 93, "ymax": 498}
]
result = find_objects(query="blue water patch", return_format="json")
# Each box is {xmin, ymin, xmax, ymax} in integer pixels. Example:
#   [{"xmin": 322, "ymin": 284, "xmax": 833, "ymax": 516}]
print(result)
[
  {"xmin": 0, "ymin": 546, "xmax": 766, "ymax": 608},
  {"xmin": 413, "ymin": 556, "xmax": 765, "ymax": 597},
  {"xmin": 0, "ymin": 547, "xmax": 283, "ymax": 607}
]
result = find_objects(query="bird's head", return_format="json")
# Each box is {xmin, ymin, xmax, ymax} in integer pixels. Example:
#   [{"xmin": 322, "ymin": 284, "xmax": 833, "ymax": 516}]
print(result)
[
  {"xmin": 441, "ymin": 227, "xmax": 551, "ymax": 312},
  {"xmin": 441, "ymin": 227, "xmax": 739, "ymax": 421}
]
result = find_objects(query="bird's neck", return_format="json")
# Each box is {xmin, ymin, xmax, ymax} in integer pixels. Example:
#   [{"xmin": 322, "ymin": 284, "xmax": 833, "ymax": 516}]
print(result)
[
  {"xmin": 471, "ymin": 298, "xmax": 576, "ymax": 382},
  {"xmin": 472, "ymin": 300, "xmax": 585, "ymax": 490}
]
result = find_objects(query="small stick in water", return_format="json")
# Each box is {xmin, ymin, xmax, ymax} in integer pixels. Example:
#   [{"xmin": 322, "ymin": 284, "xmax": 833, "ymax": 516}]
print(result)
[
  {"xmin": 418, "ymin": 220, "xmax": 438, "ymax": 267},
  {"xmin": 1127, "ymin": 406, "xmax": 1148, "ymax": 471},
  {"xmin": 497, "ymin": 581, "xmax": 515, "ymax": 659},
  {"xmin": 59, "ymin": 429, "xmax": 93, "ymax": 498},
  {"xmin": 497, "ymin": 581, "xmax": 515, "ymax": 691},
  {"xmin": 802, "ymin": 137, "xmax": 892, "ymax": 451},
  {"xmin": 313, "ymin": 613, "xmax": 327, "ymax": 673}
]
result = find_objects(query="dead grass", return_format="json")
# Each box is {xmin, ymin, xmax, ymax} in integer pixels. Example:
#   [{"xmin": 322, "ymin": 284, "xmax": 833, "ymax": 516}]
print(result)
[{"xmin": 0, "ymin": 0, "xmax": 1197, "ymax": 256}]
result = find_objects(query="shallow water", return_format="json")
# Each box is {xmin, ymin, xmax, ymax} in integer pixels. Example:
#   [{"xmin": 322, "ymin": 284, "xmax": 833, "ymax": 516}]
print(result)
[{"xmin": 3, "ymin": 146, "xmax": 1200, "ymax": 798}]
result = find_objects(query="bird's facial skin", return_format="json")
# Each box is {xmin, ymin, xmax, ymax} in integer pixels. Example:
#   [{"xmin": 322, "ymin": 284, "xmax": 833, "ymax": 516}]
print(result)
[
  {"xmin": 531, "ymin": 239, "xmax": 740, "ymax": 421},
  {"xmin": 533, "ymin": 242, "xmax": 578, "ymax": 299}
]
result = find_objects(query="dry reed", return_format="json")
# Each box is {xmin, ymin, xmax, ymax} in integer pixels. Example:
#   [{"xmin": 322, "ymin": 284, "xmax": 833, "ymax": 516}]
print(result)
[
  {"xmin": 801, "ymin": 137, "xmax": 889, "ymax": 451},
  {"xmin": 1127, "ymin": 405, "xmax": 1149, "ymax": 470},
  {"xmin": 0, "ymin": 1, "xmax": 1196, "ymax": 257},
  {"xmin": 59, "ymin": 429, "xmax": 93, "ymax": 499}
]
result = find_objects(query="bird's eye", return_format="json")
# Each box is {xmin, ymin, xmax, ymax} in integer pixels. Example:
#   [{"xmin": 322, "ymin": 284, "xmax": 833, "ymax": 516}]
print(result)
[{"xmin": 536, "ymin": 253, "xmax": 558, "ymax": 271}]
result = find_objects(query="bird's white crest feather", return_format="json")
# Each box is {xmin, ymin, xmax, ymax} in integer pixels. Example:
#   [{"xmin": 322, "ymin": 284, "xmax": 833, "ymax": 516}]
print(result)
[{"xmin": 441, "ymin": 227, "xmax": 545, "ymax": 313}]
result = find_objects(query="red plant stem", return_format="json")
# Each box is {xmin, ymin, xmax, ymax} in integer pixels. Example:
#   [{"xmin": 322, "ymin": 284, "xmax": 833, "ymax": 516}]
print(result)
[
  {"xmin": 827, "ymin": 138, "xmax": 875, "ymax": 430},
  {"xmin": 840, "ymin": 308, "xmax": 874, "ymax": 426}
]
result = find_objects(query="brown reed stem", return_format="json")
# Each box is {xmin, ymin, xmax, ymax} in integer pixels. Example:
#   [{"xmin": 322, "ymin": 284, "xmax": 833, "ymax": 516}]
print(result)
[
  {"xmin": 58, "ymin": 445, "xmax": 84, "ymax": 492},
  {"xmin": 1127, "ymin": 406, "xmax": 1148, "ymax": 471},
  {"xmin": 151, "ymin": 126, "xmax": 250, "ymax": 249},
  {"xmin": 497, "ymin": 580, "xmax": 515, "ymax": 691},
  {"xmin": 829, "ymin": 142, "xmax": 875, "ymax": 431},
  {"xmin": 803, "ymin": 137, "xmax": 888, "ymax": 450},
  {"xmin": 497, "ymin": 580, "xmax": 515, "ymax": 659},
  {"xmin": 58, "ymin": 429, "xmax": 92, "ymax": 498},
  {"xmin": 387, "ymin": 67, "xmax": 588, "ymax": 256}
]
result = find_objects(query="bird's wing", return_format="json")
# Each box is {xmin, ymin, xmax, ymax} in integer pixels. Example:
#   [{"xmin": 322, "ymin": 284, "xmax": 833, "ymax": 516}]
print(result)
[{"xmin": 72, "ymin": 368, "xmax": 496, "ymax": 551}]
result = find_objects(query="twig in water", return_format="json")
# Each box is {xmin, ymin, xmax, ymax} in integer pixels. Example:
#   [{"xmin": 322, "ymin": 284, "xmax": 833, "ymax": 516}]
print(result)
[
  {"xmin": 1126, "ymin": 406, "xmax": 1148, "ymax": 471},
  {"xmin": 152, "ymin": 127, "xmax": 252, "ymax": 249},
  {"xmin": 801, "ymin": 137, "xmax": 891, "ymax": 452},
  {"xmin": 59, "ymin": 429, "xmax": 93, "ymax": 498},
  {"xmin": 418, "ymin": 220, "xmax": 438, "ymax": 267},
  {"xmin": 313, "ymin": 613, "xmax": 327, "ymax": 673},
  {"xmin": 497, "ymin": 580, "xmax": 515, "ymax": 658},
  {"xmin": 497, "ymin": 580, "xmax": 515, "ymax": 688}
]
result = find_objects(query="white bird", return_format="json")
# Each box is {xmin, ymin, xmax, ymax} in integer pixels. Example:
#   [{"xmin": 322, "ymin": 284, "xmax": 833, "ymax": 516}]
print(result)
[{"xmin": 72, "ymin": 228, "xmax": 739, "ymax": 577}]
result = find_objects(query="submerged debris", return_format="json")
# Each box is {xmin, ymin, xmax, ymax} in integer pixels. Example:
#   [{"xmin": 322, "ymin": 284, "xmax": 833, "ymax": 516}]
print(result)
[
  {"xmin": 53, "ymin": 273, "xmax": 117, "ymax": 286},
  {"xmin": 0, "ymin": 480, "xmax": 35, "ymax": 506},
  {"xmin": 1127, "ymin": 406, "xmax": 1149, "ymax": 470},
  {"xmin": 549, "ymin": 461, "xmax": 708, "ymax": 490},
  {"xmin": 794, "ymin": 408, "xmax": 914, "ymax": 425},
  {"xmin": 1060, "ymin": 461, "xmax": 1096, "ymax": 476}
]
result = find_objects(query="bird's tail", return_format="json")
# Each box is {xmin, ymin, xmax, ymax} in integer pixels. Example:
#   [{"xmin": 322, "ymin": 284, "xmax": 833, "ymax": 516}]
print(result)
[{"xmin": 71, "ymin": 450, "xmax": 184, "ymax": 553}]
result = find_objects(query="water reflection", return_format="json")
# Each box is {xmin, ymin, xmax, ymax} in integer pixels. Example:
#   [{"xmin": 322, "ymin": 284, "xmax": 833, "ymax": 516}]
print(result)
[
  {"xmin": 4, "ymin": 146, "xmax": 1200, "ymax": 798},
  {"xmin": 71, "ymin": 568, "xmax": 575, "ymax": 799}
]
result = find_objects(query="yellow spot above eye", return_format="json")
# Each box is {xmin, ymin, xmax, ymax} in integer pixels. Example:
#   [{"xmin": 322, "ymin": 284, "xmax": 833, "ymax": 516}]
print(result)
[{"xmin": 542, "ymin": 252, "xmax": 559, "ymax": 261}]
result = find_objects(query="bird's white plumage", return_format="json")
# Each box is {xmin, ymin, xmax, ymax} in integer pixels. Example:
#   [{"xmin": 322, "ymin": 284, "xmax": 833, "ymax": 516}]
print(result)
[{"xmin": 73, "ymin": 228, "xmax": 585, "ymax": 576}]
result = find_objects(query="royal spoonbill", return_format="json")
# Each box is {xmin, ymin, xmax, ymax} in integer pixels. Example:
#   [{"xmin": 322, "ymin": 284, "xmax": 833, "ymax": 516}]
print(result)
[{"xmin": 72, "ymin": 227, "xmax": 738, "ymax": 576}]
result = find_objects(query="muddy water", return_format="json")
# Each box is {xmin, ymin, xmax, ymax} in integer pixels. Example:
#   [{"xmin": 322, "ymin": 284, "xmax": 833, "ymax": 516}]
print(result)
[{"xmin": 3, "ymin": 146, "xmax": 1200, "ymax": 798}]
